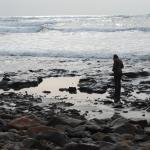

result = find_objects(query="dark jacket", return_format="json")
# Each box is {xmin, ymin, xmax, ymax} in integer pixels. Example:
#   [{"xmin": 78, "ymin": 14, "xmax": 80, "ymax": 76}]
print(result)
[{"xmin": 113, "ymin": 58, "xmax": 124, "ymax": 75}]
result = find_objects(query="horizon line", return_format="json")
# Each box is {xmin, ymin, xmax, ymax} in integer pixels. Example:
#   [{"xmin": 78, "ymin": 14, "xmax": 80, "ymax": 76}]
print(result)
[{"xmin": 0, "ymin": 13, "xmax": 150, "ymax": 17}]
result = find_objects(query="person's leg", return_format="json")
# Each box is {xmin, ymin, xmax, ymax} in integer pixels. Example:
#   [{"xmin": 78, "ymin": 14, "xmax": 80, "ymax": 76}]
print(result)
[
  {"xmin": 116, "ymin": 75, "xmax": 122, "ymax": 102},
  {"xmin": 114, "ymin": 75, "xmax": 118, "ymax": 103},
  {"xmin": 117, "ymin": 77, "xmax": 121, "ymax": 101},
  {"xmin": 114, "ymin": 75, "xmax": 121, "ymax": 103}
]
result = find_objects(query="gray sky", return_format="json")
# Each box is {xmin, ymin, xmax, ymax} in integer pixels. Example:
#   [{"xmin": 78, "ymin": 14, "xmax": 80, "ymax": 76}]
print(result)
[{"xmin": 0, "ymin": 0, "xmax": 150, "ymax": 16}]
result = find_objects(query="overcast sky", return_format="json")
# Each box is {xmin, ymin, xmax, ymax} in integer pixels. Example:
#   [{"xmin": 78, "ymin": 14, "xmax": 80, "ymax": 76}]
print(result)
[{"xmin": 0, "ymin": 0, "xmax": 150, "ymax": 16}]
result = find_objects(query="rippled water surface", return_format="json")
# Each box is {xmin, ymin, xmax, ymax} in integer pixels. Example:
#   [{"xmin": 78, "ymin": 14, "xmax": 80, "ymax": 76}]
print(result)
[{"xmin": 0, "ymin": 15, "xmax": 150, "ymax": 58}]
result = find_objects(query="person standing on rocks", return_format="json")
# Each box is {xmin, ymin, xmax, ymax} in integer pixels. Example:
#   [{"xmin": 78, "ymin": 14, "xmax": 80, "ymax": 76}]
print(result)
[{"xmin": 112, "ymin": 54, "xmax": 124, "ymax": 103}]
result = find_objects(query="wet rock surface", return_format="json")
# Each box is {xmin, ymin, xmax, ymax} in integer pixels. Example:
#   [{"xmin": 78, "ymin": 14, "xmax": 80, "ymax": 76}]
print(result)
[
  {"xmin": 0, "ymin": 92, "xmax": 148, "ymax": 150},
  {"xmin": 0, "ymin": 58, "xmax": 149, "ymax": 149},
  {"xmin": 0, "ymin": 75, "xmax": 43, "ymax": 91},
  {"xmin": 78, "ymin": 77, "xmax": 109, "ymax": 94},
  {"xmin": 0, "ymin": 58, "xmax": 150, "ymax": 100},
  {"xmin": 59, "ymin": 87, "xmax": 77, "ymax": 94},
  {"xmin": 0, "ymin": 68, "xmax": 77, "ymax": 91}
]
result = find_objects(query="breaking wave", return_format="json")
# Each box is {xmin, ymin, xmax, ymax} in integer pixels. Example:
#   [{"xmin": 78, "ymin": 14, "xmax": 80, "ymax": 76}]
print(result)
[
  {"xmin": 0, "ymin": 15, "xmax": 150, "ymax": 60},
  {"xmin": 0, "ymin": 15, "xmax": 150, "ymax": 33},
  {"xmin": 0, "ymin": 26, "xmax": 150, "ymax": 33},
  {"xmin": 45, "ymin": 27, "xmax": 150, "ymax": 33},
  {"xmin": 0, "ymin": 50, "xmax": 149, "ymax": 59}
]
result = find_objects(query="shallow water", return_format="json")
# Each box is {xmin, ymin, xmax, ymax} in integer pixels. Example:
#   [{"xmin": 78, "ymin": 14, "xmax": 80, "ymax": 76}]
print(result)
[
  {"xmin": 2, "ymin": 76, "xmax": 149, "ymax": 120},
  {"xmin": 15, "ymin": 77, "xmax": 112, "ymax": 120}
]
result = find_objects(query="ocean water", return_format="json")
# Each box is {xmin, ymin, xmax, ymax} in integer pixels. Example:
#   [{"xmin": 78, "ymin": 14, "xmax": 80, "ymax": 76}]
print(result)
[
  {"xmin": 0, "ymin": 16, "xmax": 150, "ymax": 119},
  {"xmin": 0, "ymin": 15, "xmax": 150, "ymax": 58},
  {"xmin": 0, "ymin": 15, "xmax": 150, "ymax": 73}
]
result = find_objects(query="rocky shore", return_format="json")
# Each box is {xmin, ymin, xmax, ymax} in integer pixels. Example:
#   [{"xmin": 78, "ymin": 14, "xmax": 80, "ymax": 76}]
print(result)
[
  {"xmin": 0, "ymin": 92, "xmax": 149, "ymax": 150},
  {"xmin": 0, "ymin": 58, "xmax": 149, "ymax": 149}
]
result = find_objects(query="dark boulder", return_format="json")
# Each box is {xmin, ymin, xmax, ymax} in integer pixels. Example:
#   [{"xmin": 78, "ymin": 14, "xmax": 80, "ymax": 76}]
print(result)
[
  {"xmin": 111, "ymin": 117, "xmax": 141, "ymax": 135},
  {"xmin": 35, "ymin": 130, "xmax": 68, "ymax": 147},
  {"xmin": 43, "ymin": 90, "xmax": 51, "ymax": 94},
  {"xmin": 63, "ymin": 143, "xmax": 99, "ymax": 150},
  {"xmin": 124, "ymin": 71, "xmax": 149, "ymax": 78},
  {"xmin": 78, "ymin": 77, "xmax": 108, "ymax": 94},
  {"xmin": 48, "ymin": 115, "xmax": 83, "ymax": 128},
  {"xmin": 59, "ymin": 87, "xmax": 77, "ymax": 94},
  {"xmin": 0, "ymin": 76, "xmax": 43, "ymax": 90},
  {"xmin": 140, "ymin": 80, "xmax": 150, "ymax": 84},
  {"xmin": 68, "ymin": 87, "xmax": 77, "ymax": 94}
]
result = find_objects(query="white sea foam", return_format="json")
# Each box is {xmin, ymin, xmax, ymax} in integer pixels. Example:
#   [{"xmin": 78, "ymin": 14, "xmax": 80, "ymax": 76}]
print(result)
[{"xmin": 0, "ymin": 15, "xmax": 149, "ymax": 58}]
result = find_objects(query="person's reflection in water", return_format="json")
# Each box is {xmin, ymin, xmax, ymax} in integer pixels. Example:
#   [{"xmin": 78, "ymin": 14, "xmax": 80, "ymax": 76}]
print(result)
[{"xmin": 112, "ymin": 54, "xmax": 124, "ymax": 103}]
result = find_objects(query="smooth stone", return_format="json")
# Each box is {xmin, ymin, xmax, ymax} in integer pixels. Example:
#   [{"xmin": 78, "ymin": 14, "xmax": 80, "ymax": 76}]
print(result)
[
  {"xmin": 43, "ymin": 90, "xmax": 51, "ymax": 94},
  {"xmin": 2, "ymin": 142, "xmax": 24, "ymax": 150},
  {"xmin": 35, "ymin": 129, "xmax": 68, "ymax": 147},
  {"xmin": 92, "ymin": 132, "xmax": 106, "ymax": 141},
  {"xmin": 129, "ymin": 118, "xmax": 148, "ymax": 127},
  {"xmin": 63, "ymin": 143, "xmax": 99, "ymax": 150},
  {"xmin": 111, "ymin": 117, "xmax": 138, "ymax": 135},
  {"xmin": 23, "ymin": 138, "xmax": 41, "ymax": 149},
  {"xmin": 0, "ymin": 132, "xmax": 21, "ymax": 142},
  {"xmin": 114, "ymin": 142, "xmax": 133, "ymax": 150},
  {"xmin": 68, "ymin": 130, "xmax": 90, "ymax": 138},
  {"xmin": 68, "ymin": 87, "xmax": 77, "ymax": 94},
  {"xmin": 8, "ymin": 115, "xmax": 42, "ymax": 130},
  {"xmin": 48, "ymin": 115, "xmax": 84, "ymax": 127},
  {"xmin": 98, "ymin": 141, "xmax": 115, "ymax": 150},
  {"xmin": 27, "ymin": 125, "xmax": 63, "ymax": 136}
]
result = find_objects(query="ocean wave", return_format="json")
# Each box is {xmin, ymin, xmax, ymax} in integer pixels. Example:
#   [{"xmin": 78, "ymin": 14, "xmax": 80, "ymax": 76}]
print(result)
[
  {"xmin": 0, "ymin": 15, "xmax": 150, "ymax": 33},
  {"xmin": 0, "ymin": 26, "xmax": 150, "ymax": 33},
  {"xmin": 45, "ymin": 27, "xmax": 150, "ymax": 33},
  {"xmin": 0, "ymin": 50, "xmax": 149, "ymax": 59},
  {"xmin": 0, "ymin": 26, "xmax": 43, "ymax": 33}
]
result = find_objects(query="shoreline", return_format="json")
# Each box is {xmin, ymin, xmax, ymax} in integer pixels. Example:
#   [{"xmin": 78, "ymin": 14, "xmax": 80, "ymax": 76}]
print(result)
[
  {"xmin": 0, "ymin": 14, "xmax": 150, "ymax": 149},
  {"xmin": 0, "ymin": 57, "xmax": 149, "ymax": 149},
  {"xmin": 0, "ymin": 75, "xmax": 149, "ymax": 120}
]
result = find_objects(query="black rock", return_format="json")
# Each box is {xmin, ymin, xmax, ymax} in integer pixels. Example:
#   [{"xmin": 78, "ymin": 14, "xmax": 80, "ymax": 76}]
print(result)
[
  {"xmin": 68, "ymin": 87, "xmax": 77, "ymax": 94},
  {"xmin": 59, "ymin": 87, "xmax": 77, "ymax": 94},
  {"xmin": 124, "ymin": 71, "xmax": 149, "ymax": 78},
  {"xmin": 43, "ymin": 90, "xmax": 51, "ymax": 94},
  {"xmin": 35, "ymin": 131, "xmax": 68, "ymax": 147},
  {"xmin": 23, "ymin": 138, "xmax": 42, "ymax": 149},
  {"xmin": 63, "ymin": 143, "xmax": 99, "ymax": 150}
]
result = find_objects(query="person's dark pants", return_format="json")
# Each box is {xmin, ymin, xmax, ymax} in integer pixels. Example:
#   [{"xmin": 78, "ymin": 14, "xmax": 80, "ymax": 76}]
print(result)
[{"xmin": 114, "ymin": 74, "xmax": 121, "ymax": 103}]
